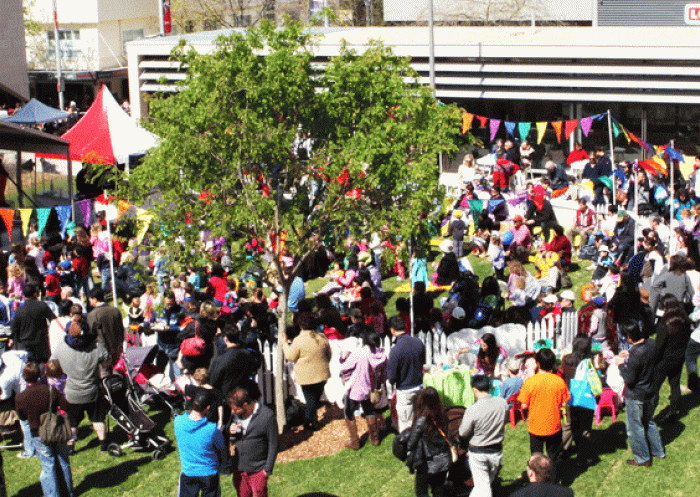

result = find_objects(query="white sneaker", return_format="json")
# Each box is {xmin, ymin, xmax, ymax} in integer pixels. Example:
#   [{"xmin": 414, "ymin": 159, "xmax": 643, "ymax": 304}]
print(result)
[{"xmin": 586, "ymin": 264, "xmax": 596, "ymax": 270}]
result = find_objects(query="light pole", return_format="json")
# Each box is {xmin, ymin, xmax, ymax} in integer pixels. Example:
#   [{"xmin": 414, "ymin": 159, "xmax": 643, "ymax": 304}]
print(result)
[
  {"xmin": 428, "ymin": 0, "xmax": 435, "ymax": 92},
  {"xmin": 52, "ymin": 0, "xmax": 64, "ymax": 110}
]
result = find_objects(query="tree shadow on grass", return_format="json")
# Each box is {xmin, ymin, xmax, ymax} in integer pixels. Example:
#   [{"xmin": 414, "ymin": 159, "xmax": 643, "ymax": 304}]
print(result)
[{"xmin": 73, "ymin": 455, "xmax": 151, "ymax": 494}]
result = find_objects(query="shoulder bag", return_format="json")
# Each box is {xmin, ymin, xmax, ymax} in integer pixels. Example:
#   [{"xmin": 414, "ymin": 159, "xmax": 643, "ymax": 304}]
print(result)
[{"xmin": 39, "ymin": 387, "xmax": 71, "ymax": 444}]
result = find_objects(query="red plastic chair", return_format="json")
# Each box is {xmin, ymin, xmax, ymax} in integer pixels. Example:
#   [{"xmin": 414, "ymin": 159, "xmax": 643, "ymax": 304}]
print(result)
[
  {"xmin": 508, "ymin": 394, "xmax": 527, "ymax": 428},
  {"xmin": 595, "ymin": 388, "xmax": 617, "ymax": 425}
]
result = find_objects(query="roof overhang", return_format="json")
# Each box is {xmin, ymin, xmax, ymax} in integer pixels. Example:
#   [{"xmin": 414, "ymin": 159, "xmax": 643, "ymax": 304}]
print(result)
[{"xmin": 0, "ymin": 120, "xmax": 70, "ymax": 156}]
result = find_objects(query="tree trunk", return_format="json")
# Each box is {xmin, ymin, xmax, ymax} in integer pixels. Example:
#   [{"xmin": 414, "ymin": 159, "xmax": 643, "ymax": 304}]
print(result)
[{"xmin": 275, "ymin": 284, "xmax": 290, "ymax": 435}]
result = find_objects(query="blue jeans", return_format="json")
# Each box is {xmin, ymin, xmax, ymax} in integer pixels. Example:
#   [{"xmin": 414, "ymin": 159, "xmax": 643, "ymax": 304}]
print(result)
[
  {"xmin": 300, "ymin": 382, "xmax": 325, "ymax": 429},
  {"xmin": 33, "ymin": 435, "xmax": 73, "ymax": 497},
  {"xmin": 19, "ymin": 419, "xmax": 35, "ymax": 456},
  {"xmin": 625, "ymin": 396, "xmax": 665, "ymax": 463},
  {"xmin": 100, "ymin": 267, "xmax": 111, "ymax": 293},
  {"xmin": 74, "ymin": 275, "xmax": 91, "ymax": 300}
]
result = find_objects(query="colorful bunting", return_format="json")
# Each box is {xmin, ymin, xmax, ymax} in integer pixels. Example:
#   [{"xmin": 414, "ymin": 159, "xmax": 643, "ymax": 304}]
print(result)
[
  {"xmin": 504, "ymin": 121, "xmax": 516, "ymax": 138},
  {"xmin": 476, "ymin": 115, "xmax": 488, "ymax": 128},
  {"xmin": 564, "ymin": 119, "xmax": 579, "ymax": 140},
  {"xmin": 467, "ymin": 200, "xmax": 483, "ymax": 224},
  {"xmin": 620, "ymin": 125, "xmax": 631, "ymax": 143},
  {"xmin": 551, "ymin": 121, "xmax": 563, "ymax": 143},
  {"xmin": 650, "ymin": 156, "xmax": 668, "ymax": 175},
  {"xmin": 489, "ymin": 119, "xmax": 501, "ymax": 142},
  {"xmin": 18, "ymin": 209, "xmax": 32, "ymax": 237},
  {"xmin": 580, "ymin": 117, "xmax": 593, "ymax": 137},
  {"xmin": 612, "ymin": 121, "xmax": 620, "ymax": 139},
  {"xmin": 36, "ymin": 208, "xmax": 51, "ymax": 237},
  {"xmin": 117, "ymin": 200, "xmax": 132, "ymax": 221},
  {"xmin": 0, "ymin": 209, "xmax": 14, "ymax": 241},
  {"xmin": 136, "ymin": 208, "xmax": 154, "ymax": 244},
  {"xmin": 681, "ymin": 155, "xmax": 695, "ymax": 180},
  {"xmin": 55, "ymin": 205, "xmax": 71, "ymax": 236},
  {"xmin": 462, "ymin": 112, "xmax": 474, "ymax": 134},
  {"xmin": 518, "ymin": 122, "xmax": 531, "ymax": 141},
  {"xmin": 535, "ymin": 122, "xmax": 548, "ymax": 144},
  {"xmin": 77, "ymin": 199, "xmax": 92, "ymax": 228}
]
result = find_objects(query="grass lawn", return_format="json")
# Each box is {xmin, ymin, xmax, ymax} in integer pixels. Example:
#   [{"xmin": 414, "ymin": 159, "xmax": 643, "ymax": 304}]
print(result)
[{"xmin": 4, "ymin": 249, "xmax": 696, "ymax": 497}]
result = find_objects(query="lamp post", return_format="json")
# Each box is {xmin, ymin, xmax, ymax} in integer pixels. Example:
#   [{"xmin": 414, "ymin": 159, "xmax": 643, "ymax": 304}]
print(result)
[
  {"xmin": 428, "ymin": 0, "xmax": 435, "ymax": 92},
  {"xmin": 52, "ymin": 0, "xmax": 64, "ymax": 110}
]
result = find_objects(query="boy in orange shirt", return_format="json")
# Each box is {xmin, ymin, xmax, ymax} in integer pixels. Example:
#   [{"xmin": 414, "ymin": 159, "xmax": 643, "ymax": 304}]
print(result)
[{"xmin": 517, "ymin": 348, "xmax": 570, "ymax": 471}]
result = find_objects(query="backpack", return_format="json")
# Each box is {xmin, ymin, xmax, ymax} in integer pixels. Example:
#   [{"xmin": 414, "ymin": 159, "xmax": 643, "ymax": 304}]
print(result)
[
  {"xmin": 180, "ymin": 321, "xmax": 206, "ymax": 357},
  {"xmin": 220, "ymin": 292, "xmax": 238, "ymax": 315}
]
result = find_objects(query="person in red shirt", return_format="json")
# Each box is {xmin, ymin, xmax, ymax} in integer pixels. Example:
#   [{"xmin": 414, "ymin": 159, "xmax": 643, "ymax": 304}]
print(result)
[
  {"xmin": 72, "ymin": 246, "xmax": 91, "ymax": 300},
  {"xmin": 544, "ymin": 225, "xmax": 572, "ymax": 270},
  {"xmin": 206, "ymin": 263, "xmax": 228, "ymax": 306},
  {"xmin": 517, "ymin": 348, "xmax": 570, "ymax": 472},
  {"xmin": 492, "ymin": 151, "xmax": 519, "ymax": 190},
  {"xmin": 566, "ymin": 142, "xmax": 589, "ymax": 166},
  {"xmin": 44, "ymin": 262, "xmax": 61, "ymax": 303},
  {"xmin": 566, "ymin": 199, "xmax": 596, "ymax": 252}
]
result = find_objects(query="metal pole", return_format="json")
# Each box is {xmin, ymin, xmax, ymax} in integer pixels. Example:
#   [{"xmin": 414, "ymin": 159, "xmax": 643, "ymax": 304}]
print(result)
[
  {"xmin": 52, "ymin": 0, "xmax": 64, "ymax": 111},
  {"xmin": 428, "ymin": 0, "xmax": 435, "ymax": 92},
  {"xmin": 607, "ymin": 110, "xmax": 616, "ymax": 204},
  {"xmin": 159, "ymin": 0, "xmax": 165, "ymax": 35},
  {"xmin": 634, "ymin": 161, "xmax": 639, "ymax": 255},
  {"xmin": 106, "ymin": 220, "xmax": 118, "ymax": 307},
  {"xmin": 67, "ymin": 155, "xmax": 74, "ymax": 221},
  {"xmin": 670, "ymin": 139, "xmax": 675, "ymax": 232},
  {"xmin": 324, "ymin": 0, "xmax": 330, "ymax": 27}
]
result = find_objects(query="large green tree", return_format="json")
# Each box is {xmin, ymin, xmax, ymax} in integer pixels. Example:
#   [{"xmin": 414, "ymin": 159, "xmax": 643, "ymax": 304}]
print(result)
[{"xmin": 123, "ymin": 20, "xmax": 461, "ymax": 430}]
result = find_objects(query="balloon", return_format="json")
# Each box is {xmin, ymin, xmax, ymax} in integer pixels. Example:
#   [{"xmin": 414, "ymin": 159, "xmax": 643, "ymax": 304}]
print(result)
[{"xmin": 501, "ymin": 230, "xmax": 514, "ymax": 246}]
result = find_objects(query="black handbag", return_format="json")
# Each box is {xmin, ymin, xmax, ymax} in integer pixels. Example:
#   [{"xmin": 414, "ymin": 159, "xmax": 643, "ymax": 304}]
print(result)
[
  {"xmin": 392, "ymin": 428, "xmax": 412, "ymax": 462},
  {"xmin": 39, "ymin": 387, "xmax": 71, "ymax": 444}
]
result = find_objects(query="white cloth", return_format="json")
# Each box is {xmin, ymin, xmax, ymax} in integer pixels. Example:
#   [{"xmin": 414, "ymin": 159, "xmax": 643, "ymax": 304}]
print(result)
[
  {"xmin": 446, "ymin": 325, "xmax": 527, "ymax": 362},
  {"xmin": 0, "ymin": 350, "xmax": 28, "ymax": 400},
  {"xmin": 49, "ymin": 317, "xmax": 70, "ymax": 356}
]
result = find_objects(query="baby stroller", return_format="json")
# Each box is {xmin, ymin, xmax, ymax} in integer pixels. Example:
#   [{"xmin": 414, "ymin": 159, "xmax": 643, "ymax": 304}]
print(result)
[
  {"xmin": 115, "ymin": 345, "xmax": 186, "ymax": 418},
  {"xmin": 101, "ymin": 371, "xmax": 171, "ymax": 460}
]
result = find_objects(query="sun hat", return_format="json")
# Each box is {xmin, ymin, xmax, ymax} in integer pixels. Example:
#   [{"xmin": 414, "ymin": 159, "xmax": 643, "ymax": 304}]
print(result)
[
  {"xmin": 543, "ymin": 294, "xmax": 558, "ymax": 304},
  {"xmin": 439, "ymin": 239, "xmax": 454, "ymax": 254},
  {"xmin": 560, "ymin": 290, "xmax": 576, "ymax": 301}
]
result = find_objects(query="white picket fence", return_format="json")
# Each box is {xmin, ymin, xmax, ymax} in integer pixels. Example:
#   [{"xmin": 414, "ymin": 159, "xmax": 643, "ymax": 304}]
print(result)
[{"xmin": 256, "ymin": 313, "xmax": 579, "ymax": 406}]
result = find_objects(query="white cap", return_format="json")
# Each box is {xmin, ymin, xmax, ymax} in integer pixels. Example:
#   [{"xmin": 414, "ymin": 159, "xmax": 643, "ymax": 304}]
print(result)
[
  {"xmin": 439, "ymin": 239, "xmax": 454, "ymax": 254},
  {"xmin": 598, "ymin": 245, "xmax": 609, "ymax": 252},
  {"xmin": 543, "ymin": 294, "xmax": 558, "ymax": 304},
  {"xmin": 560, "ymin": 290, "xmax": 576, "ymax": 301}
]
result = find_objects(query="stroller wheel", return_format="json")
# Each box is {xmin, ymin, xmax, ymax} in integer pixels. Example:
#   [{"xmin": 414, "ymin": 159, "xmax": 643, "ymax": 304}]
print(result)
[
  {"xmin": 152, "ymin": 448, "xmax": 166, "ymax": 461},
  {"xmin": 108, "ymin": 443, "xmax": 123, "ymax": 457}
]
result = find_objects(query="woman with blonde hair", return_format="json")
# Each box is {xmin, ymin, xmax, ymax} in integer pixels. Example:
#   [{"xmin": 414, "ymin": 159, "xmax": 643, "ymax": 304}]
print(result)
[{"xmin": 457, "ymin": 153, "xmax": 476, "ymax": 192}]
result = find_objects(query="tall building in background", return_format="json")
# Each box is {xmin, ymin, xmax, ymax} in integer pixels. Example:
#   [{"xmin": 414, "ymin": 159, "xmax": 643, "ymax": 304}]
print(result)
[
  {"xmin": 0, "ymin": 0, "xmax": 30, "ymax": 105},
  {"xmin": 25, "ymin": 0, "xmax": 160, "ymax": 110}
]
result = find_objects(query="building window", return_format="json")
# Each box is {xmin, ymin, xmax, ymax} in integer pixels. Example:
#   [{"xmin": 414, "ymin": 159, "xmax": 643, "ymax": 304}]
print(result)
[
  {"xmin": 122, "ymin": 29, "xmax": 145, "ymax": 54},
  {"xmin": 233, "ymin": 15, "xmax": 252, "ymax": 26},
  {"xmin": 47, "ymin": 29, "xmax": 82, "ymax": 59},
  {"xmin": 184, "ymin": 20, "xmax": 195, "ymax": 32},
  {"xmin": 203, "ymin": 18, "xmax": 220, "ymax": 30}
]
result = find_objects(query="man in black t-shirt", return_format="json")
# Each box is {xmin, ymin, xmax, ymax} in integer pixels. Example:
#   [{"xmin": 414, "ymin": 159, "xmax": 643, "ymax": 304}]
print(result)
[{"xmin": 9, "ymin": 284, "xmax": 56, "ymax": 363}]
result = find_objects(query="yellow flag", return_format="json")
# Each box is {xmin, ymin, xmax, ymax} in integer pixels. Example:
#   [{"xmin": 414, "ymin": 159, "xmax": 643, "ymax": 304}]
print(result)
[
  {"xmin": 18, "ymin": 209, "xmax": 32, "ymax": 237},
  {"xmin": 535, "ymin": 122, "xmax": 548, "ymax": 144},
  {"xmin": 620, "ymin": 125, "xmax": 631, "ymax": 144},
  {"xmin": 680, "ymin": 155, "xmax": 695, "ymax": 180},
  {"xmin": 117, "ymin": 200, "xmax": 132, "ymax": 221},
  {"xmin": 136, "ymin": 208, "xmax": 154, "ymax": 244}
]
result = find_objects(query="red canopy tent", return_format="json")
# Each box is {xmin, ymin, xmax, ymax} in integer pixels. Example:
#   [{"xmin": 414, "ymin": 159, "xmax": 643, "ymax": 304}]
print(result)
[{"xmin": 39, "ymin": 84, "xmax": 158, "ymax": 165}]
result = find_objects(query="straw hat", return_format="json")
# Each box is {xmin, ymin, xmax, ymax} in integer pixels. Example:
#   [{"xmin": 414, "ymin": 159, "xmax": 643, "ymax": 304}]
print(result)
[{"xmin": 439, "ymin": 239, "xmax": 454, "ymax": 254}]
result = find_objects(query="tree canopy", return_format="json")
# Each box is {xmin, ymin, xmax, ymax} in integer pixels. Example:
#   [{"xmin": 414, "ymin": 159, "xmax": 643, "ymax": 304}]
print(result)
[{"xmin": 127, "ymin": 20, "xmax": 460, "ymax": 275}]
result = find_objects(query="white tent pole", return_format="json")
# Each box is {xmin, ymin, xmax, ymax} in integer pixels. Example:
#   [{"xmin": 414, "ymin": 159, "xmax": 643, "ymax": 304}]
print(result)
[
  {"xmin": 607, "ymin": 110, "xmax": 616, "ymax": 204},
  {"xmin": 107, "ymin": 219, "xmax": 118, "ymax": 307}
]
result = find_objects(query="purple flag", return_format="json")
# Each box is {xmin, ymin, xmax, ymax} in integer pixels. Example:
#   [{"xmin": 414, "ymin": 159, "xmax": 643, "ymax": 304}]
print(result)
[
  {"xmin": 580, "ymin": 116, "xmax": 593, "ymax": 137},
  {"xmin": 489, "ymin": 119, "xmax": 501, "ymax": 142},
  {"xmin": 77, "ymin": 199, "xmax": 91, "ymax": 228}
]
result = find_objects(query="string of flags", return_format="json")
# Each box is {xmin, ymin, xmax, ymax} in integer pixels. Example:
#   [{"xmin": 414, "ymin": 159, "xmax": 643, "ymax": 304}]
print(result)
[
  {"xmin": 0, "ymin": 196, "xmax": 154, "ymax": 244},
  {"xmin": 461, "ymin": 109, "xmax": 694, "ymax": 178}
]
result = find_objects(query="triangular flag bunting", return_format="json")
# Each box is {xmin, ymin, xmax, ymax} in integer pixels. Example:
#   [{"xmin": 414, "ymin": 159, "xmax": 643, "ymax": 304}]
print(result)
[
  {"xmin": 467, "ymin": 200, "xmax": 483, "ymax": 224},
  {"xmin": 551, "ymin": 121, "xmax": 563, "ymax": 143},
  {"xmin": 476, "ymin": 115, "xmax": 488, "ymax": 128},
  {"xmin": 0, "ymin": 209, "xmax": 14, "ymax": 241},
  {"xmin": 489, "ymin": 119, "xmax": 501, "ymax": 142},
  {"xmin": 518, "ymin": 122, "xmax": 531, "ymax": 141},
  {"xmin": 136, "ymin": 208, "xmax": 154, "ymax": 244},
  {"xmin": 504, "ymin": 121, "xmax": 516, "ymax": 138},
  {"xmin": 680, "ymin": 155, "xmax": 695, "ymax": 180},
  {"xmin": 650, "ymin": 155, "xmax": 668, "ymax": 175},
  {"xmin": 580, "ymin": 117, "xmax": 593, "ymax": 137},
  {"xmin": 55, "ymin": 205, "xmax": 72, "ymax": 236},
  {"xmin": 36, "ymin": 208, "xmax": 51, "ymax": 237},
  {"xmin": 117, "ymin": 200, "xmax": 132, "ymax": 221},
  {"xmin": 592, "ymin": 113, "xmax": 607, "ymax": 121},
  {"xmin": 536, "ymin": 122, "xmax": 548, "ymax": 144},
  {"xmin": 18, "ymin": 209, "xmax": 32, "ymax": 237},
  {"xmin": 612, "ymin": 121, "xmax": 620, "ymax": 139},
  {"xmin": 564, "ymin": 119, "xmax": 579, "ymax": 140},
  {"xmin": 620, "ymin": 125, "xmax": 631, "ymax": 144},
  {"xmin": 462, "ymin": 112, "xmax": 474, "ymax": 134},
  {"xmin": 77, "ymin": 199, "xmax": 92, "ymax": 228},
  {"xmin": 488, "ymin": 199, "xmax": 504, "ymax": 213}
]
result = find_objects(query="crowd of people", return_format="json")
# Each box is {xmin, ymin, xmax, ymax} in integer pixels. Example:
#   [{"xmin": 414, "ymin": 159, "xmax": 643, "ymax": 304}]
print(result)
[{"xmin": 0, "ymin": 137, "xmax": 698, "ymax": 497}]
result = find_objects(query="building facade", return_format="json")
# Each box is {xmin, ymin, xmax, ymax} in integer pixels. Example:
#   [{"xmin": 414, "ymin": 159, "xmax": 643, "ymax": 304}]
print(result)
[
  {"xmin": 0, "ymin": 0, "xmax": 30, "ymax": 105},
  {"xmin": 25, "ymin": 0, "xmax": 161, "ymax": 110}
]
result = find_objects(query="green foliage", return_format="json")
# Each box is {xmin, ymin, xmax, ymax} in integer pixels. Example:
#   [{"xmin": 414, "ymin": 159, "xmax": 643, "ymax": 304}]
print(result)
[{"xmin": 123, "ymin": 20, "xmax": 461, "ymax": 276}]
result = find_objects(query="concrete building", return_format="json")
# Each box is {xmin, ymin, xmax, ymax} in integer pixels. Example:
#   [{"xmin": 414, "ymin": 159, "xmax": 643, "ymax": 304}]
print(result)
[
  {"xmin": 25, "ymin": 0, "xmax": 161, "ymax": 110},
  {"xmin": 0, "ymin": 0, "xmax": 30, "ymax": 105}
]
